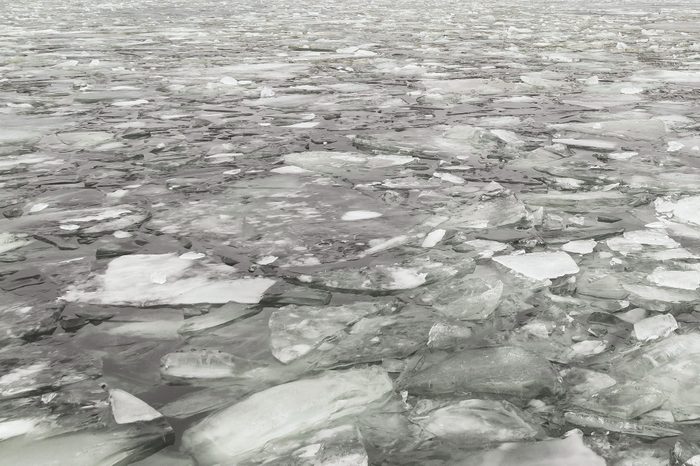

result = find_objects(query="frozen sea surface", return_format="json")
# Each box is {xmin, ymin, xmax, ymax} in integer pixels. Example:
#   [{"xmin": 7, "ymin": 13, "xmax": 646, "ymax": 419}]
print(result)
[{"xmin": 1, "ymin": 0, "xmax": 700, "ymax": 463}]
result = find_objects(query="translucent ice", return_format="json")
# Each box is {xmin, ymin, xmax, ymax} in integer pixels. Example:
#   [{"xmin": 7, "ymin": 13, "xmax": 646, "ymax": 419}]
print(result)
[
  {"xmin": 182, "ymin": 367, "xmax": 392, "ymax": 464},
  {"xmin": 411, "ymin": 399, "xmax": 537, "ymax": 444},
  {"xmin": 268, "ymin": 302, "xmax": 387, "ymax": 363},
  {"xmin": 402, "ymin": 346, "xmax": 560, "ymax": 398}
]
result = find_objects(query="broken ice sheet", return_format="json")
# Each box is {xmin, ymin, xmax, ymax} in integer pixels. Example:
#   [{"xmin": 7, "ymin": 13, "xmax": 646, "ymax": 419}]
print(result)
[
  {"xmin": 3, "ymin": 0, "xmax": 700, "ymax": 463},
  {"xmin": 284, "ymin": 250, "xmax": 474, "ymax": 295},
  {"xmin": 62, "ymin": 253, "xmax": 276, "ymax": 305},
  {"xmin": 281, "ymin": 150, "xmax": 417, "ymax": 180}
]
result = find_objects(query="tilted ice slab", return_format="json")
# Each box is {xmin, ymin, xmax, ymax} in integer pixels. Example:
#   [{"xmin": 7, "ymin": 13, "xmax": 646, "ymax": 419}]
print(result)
[
  {"xmin": 109, "ymin": 389, "xmax": 163, "ymax": 425},
  {"xmin": 181, "ymin": 367, "xmax": 392, "ymax": 465},
  {"xmin": 62, "ymin": 253, "xmax": 275, "ymax": 306},
  {"xmin": 493, "ymin": 251, "xmax": 579, "ymax": 281}
]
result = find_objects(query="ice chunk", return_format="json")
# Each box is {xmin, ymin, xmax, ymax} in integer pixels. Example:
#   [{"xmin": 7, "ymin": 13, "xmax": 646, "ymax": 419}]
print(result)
[
  {"xmin": 179, "ymin": 303, "xmax": 259, "ymax": 335},
  {"xmin": 464, "ymin": 239, "xmax": 509, "ymax": 258},
  {"xmin": 179, "ymin": 251, "xmax": 205, "ymax": 260},
  {"xmin": 411, "ymin": 399, "xmax": 537, "ymax": 444},
  {"xmin": 427, "ymin": 322, "xmax": 473, "ymax": 349},
  {"xmin": 402, "ymin": 346, "xmax": 560, "ymax": 398},
  {"xmin": 297, "ymin": 305, "xmax": 436, "ymax": 369},
  {"xmin": 520, "ymin": 190, "xmax": 628, "ymax": 212},
  {"xmin": 29, "ymin": 203, "xmax": 49, "ymax": 213},
  {"xmin": 62, "ymin": 253, "xmax": 276, "ymax": 305},
  {"xmin": 613, "ymin": 335, "xmax": 700, "ymax": 422},
  {"xmin": 56, "ymin": 131, "xmax": 113, "ymax": 148},
  {"xmin": 634, "ymin": 314, "xmax": 678, "ymax": 341},
  {"xmin": 562, "ymin": 368, "xmax": 617, "ymax": 399},
  {"xmin": 0, "ymin": 418, "xmax": 41, "ymax": 441},
  {"xmin": 0, "ymin": 422, "xmax": 173, "ymax": 465},
  {"xmin": 643, "ymin": 358, "xmax": 700, "ymax": 422},
  {"xmin": 282, "ymin": 151, "xmax": 414, "ymax": 176},
  {"xmin": 433, "ymin": 171, "xmax": 465, "ymax": 184},
  {"xmin": 421, "ymin": 229, "xmax": 446, "ymax": 248},
  {"xmin": 580, "ymin": 382, "xmax": 666, "ymax": 419},
  {"xmin": 359, "ymin": 235, "xmax": 410, "ymax": 257},
  {"xmin": 550, "ymin": 119, "xmax": 665, "ymax": 141},
  {"xmin": 493, "ymin": 251, "xmax": 579, "ymax": 281},
  {"xmin": 341, "ymin": 210, "xmax": 383, "ymax": 221},
  {"xmin": 613, "ymin": 334, "xmax": 700, "ymax": 378},
  {"xmin": 632, "ymin": 70, "xmax": 700, "ymax": 83},
  {"xmin": 623, "ymin": 284, "xmax": 696, "ymax": 310},
  {"xmin": 606, "ymin": 230, "xmax": 679, "ymax": 255},
  {"xmin": 270, "ymin": 165, "xmax": 310, "ymax": 175},
  {"xmin": 386, "ymin": 267, "xmax": 426, "ymax": 289},
  {"xmin": 0, "ymin": 341, "xmax": 99, "ymax": 400},
  {"xmin": 552, "ymin": 138, "xmax": 618, "ymax": 151},
  {"xmin": 490, "ymin": 129, "xmax": 525, "ymax": 146},
  {"xmin": 671, "ymin": 196, "xmax": 700, "ymax": 226},
  {"xmin": 160, "ymin": 350, "xmax": 241, "ymax": 380},
  {"xmin": 562, "ymin": 239, "xmax": 596, "ymax": 255},
  {"xmin": 0, "ymin": 233, "xmax": 32, "ymax": 255},
  {"xmin": 420, "ymin": 277, "xmax": 503, "ymax": 321},
  {"xmin": 422, "ymin": 78, "xmax": 518, "ymax": 96},
  {"xmin": 269, "ymin": 302, "xmax": 388, "ymax": 363},
  {"xmin": 564, "ymin": 411, "xmax": 680, "ymax": 438},
  {"xmin": 285, "ymin": 121, "xmax": 319, "ymax": 129},
  {"xmin": 459, "ymin": 430, "xmax": 605, "ymax": 466},
  {"xmin": 255, "ymin": 424, "xmax": 368, "ymax": 466},
  {"xmin": 564, "ymin": 340, "xmax": 606, "ymax": 360},
  {"xmin": 181, "ymin": 367, "xmax": 392, "ymax": 464},
  {"xmin": 648, "ymin": 268, "xmax": 700, "ymax": 290},
  {"xmin": 292, "ymin": 252, "xmax": 472, "ymax": 294},
  {"xmin": 0, "ymin": 129, "xmax": 42, "ymax": 146},
  {"xmin": 445, "ymin": 195, "xmax": 528, "ymax": 229},
  {"xmin": 110, "ymin": 388, "xmax": 163, "ymax": 424},
  {"xmin": 220, "ymin": 76, "xmax": 238, "ymax": 85},
  {"xmin": 256, "ymin": 255, "xmax": 278, "ymax": 265},
  {"xmin": 112, "ymin": 99, "xmax": 149, "ymax": 107}
]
